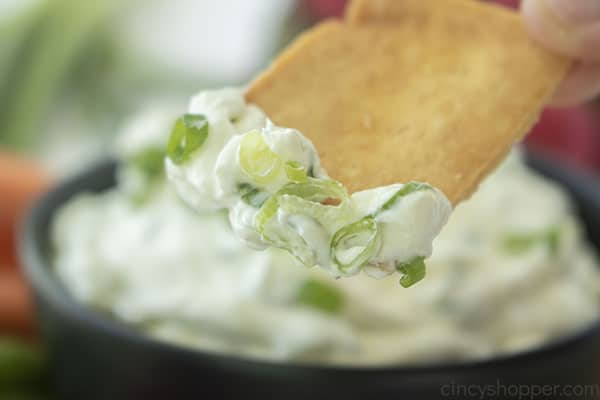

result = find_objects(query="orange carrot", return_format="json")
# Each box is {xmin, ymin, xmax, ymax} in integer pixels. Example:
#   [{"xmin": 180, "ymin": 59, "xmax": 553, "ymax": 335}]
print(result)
[
  {"xmin": 0, "ymin": 268, "xmax": 35, "ymax": 337},
  {"xmin": 0, "ymin": 153, "xmax": 50, "ymax": 268}
]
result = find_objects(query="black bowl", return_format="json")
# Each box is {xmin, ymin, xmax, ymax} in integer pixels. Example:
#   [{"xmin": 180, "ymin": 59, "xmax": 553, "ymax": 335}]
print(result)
[{"xmin": 20, "ymin": 153, "xmax": 600, "ymax": 400}]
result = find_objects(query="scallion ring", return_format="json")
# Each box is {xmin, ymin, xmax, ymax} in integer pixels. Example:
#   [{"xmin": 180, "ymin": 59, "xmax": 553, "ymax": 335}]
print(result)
[
  {"xmin": 166, "ymin": 114, "xmax": 209, "ymax": 164},
  {"xmin": 330, "ymin": 217, "xmax": 382, "ymax": 274}
]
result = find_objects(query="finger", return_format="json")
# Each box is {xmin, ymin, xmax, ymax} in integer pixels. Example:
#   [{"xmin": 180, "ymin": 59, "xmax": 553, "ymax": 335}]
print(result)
[
  {"xmin": 521, "ymin": 0, "xmax": 600, "ymax": 62},
  {"xmin": 548, "ymin": 62, "xmax": 600, "ymax": 107}
]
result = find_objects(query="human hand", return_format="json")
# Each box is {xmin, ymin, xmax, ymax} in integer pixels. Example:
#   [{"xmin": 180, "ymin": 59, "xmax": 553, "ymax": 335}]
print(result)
[{"xmin": 522, "ymin": 0, "xmax": 600, "ymax": 107}]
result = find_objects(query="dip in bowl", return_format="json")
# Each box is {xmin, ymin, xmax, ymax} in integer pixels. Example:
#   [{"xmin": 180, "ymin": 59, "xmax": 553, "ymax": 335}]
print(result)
[
  {"xmin": 20, "ymin": 150, "xmax": 600, "ymax": 400},
  {"xmin": 20, "ymin": 92, "xmax": 600, "ymax": 400}
]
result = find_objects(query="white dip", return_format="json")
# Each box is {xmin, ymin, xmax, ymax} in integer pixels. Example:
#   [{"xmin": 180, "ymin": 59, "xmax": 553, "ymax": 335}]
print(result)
[
  {"xmin": 51, "ymin": 91, "xmax": 600, "ymax": 365},
  {"xmin": 165, "ymin": 89, "xmax": 452, "ymax": 282}
]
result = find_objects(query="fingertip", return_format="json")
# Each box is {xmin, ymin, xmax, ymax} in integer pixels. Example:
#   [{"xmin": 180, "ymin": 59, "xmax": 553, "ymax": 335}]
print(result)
[
  {"xmin": 521, "ymin": 0, "xmax": 574, "ymax": 56},
  {"xmin": 547, "ymin": 62, "xmax": 600, "ymax": 107},
  {"xmin": 521, "ymin": 0, "xmax": 600, "ymax": 62}
]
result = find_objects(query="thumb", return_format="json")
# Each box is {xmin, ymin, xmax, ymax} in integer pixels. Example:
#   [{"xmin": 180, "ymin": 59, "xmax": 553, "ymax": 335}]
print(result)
[{"xmin": 521, "ymin": 0, "xmax": 600, "ymax": 62}]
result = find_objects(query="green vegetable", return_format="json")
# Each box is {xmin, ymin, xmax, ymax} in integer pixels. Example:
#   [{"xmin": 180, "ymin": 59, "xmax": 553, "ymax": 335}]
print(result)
[
  {"xmin": 396, "ymin": 256, "xmax": 426, "ymax": 288},
  {"xmin": 0, "ymin": 0, "xmax": 122, "ymax": 149},
  {"xmin": 129, "ymin": 147, "xmax": 165, "ymax": 180},
  {"xmin": 297, "ymin": 279, "xmax": 344, "ymax": 314},
  {"xmin": 0, "ymin": 338, "xmax": 46, "ymax": 391},
  {"xmin": 256, "ymin": 178, "xmax": 348, "ymax": 237},
  {"xmin": 254, "ymin": 178, "xmax": 349, "ymax": 266},
  {"xmin": 375, "ymin": 182, "xmax": 432, "ymax": 215},
  {"xmin": 126, "ymin": 147, "xmax": 167, "ymax": 206},
  {"xmin": 0, "ymin": 1, "xmax": 45, "ymax": 99},
  {"xmin": 284, "ymin": 161, "xmax": 308, "ymax": 183},
  {"xmin": 166, "ymin": 114, "xmax": 209, "ymax": 164},
  {"xmin": 331, "ymin": 217, "xmax": 382, "ymax": 274},
  {"xmin": 238, "ymin": 183, "xmax": 268, "ymax": 208},
  {"xmin": 239, "ymin": 130, "xmax": 283, "ymax": 184},
  {"xmin": 502, "ymin": 226, "xmax": 561, "ymax": 255}
]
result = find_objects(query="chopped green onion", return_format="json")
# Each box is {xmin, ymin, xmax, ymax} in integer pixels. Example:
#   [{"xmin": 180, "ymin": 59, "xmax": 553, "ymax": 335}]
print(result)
[
  {"xmin": 285, "ymin": 161, "xmax": 308, "ymax": 183},
  {"xmin": 375, "ymin": 182, "xmax": 432, "ymax": 215},
  {"xmin": 297, "ymin": 279, "xmax": 344, "ymax": 314},
  {"xmin": 547, "ymin": 228, "xmax": 561, "ymax": 254},
  {"xmin": 126, "ymin": 147, "xmax": 166, "ymax": 206},
  {"xmin": 238, "ymin": 183, "xmax": 269, "ymax": 208},
  {"xmin": 281, "ymin": 233, "xmax": 316, "ymax": 266},
  {"xmin": 256, "ymin": 178, "xmax": 348, "ymax": 236},
  {"xmin": 502, "ymin": 226, "xmax": 561, "ymax": 255},
  {"xmin": 396, "ymin": 256, "xmax": 426, "ymax": 288},
  {"xmin": 166, "ymin": 114, "xmax": 209, "ymax": 165},
  {"xmin": 239, "ymin": 130, "xmax": 283, "ymax": 184},
  {"xmin": 129, "ymin": 147, "xmax": 165, "ymax": 180},
  {"xmin": 254, "ymin": 178, "xmax": 349, "ymax": 267},
  {"xmin": 331, "ymin": 217, "xmax": 382, "ymax": 274}
]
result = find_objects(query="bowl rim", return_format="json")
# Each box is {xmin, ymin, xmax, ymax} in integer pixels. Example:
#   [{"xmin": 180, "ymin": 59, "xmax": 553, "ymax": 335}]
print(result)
[{"xmin": 19, "ymin": 155, "xmax": 600, "ymax": 374}]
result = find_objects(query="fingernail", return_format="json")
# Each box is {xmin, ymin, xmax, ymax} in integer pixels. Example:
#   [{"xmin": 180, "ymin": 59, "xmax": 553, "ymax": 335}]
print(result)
[{"xmin": 545, "ymin": 0, "xmax": 600, "ymax": 25}]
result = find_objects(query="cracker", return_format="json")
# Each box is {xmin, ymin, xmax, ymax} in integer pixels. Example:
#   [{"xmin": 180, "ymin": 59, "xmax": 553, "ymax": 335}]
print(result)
[
  {"xmin": 246, "ymin": 1, "xmax": 570, "ymax": 204},
  {"xmin": 346, "ymin": 0, "xmax": 506, "ymax": 25}
]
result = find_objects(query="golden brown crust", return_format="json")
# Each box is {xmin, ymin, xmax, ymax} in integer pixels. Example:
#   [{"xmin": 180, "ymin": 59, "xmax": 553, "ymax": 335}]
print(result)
[
  {"xmin": 246, "ymin": 2, "xmax": 570, "ymax": 204},
  {"xmin": 346, "ymin": 0, "xmax": 513, "ymax": 26}
]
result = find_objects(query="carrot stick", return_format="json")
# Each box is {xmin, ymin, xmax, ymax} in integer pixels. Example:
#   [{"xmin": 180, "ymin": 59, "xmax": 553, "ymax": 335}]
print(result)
[
  {"xmin": 0, "ymin": 269, "xmax": 35, "ymax": 338},
  {"xmin": 0, "ymin": 153, "xmax": 50, "ymax": 268}
]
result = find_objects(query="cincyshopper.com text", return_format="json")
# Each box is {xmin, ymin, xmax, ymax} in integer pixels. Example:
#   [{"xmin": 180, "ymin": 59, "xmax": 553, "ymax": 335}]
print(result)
[{"xmin": 440, "ymin": 379, "xmax": 600, "ymax": 399}]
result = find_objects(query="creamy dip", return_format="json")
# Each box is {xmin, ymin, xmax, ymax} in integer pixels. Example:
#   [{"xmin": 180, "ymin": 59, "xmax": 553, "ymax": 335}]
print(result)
[
  {"xmin": 51, "ymin": 96, "xmax": 600, "ymax": 365},
  {"xmin": 165, "ymin": 89, "xmax": 451, "ymax": 282}
]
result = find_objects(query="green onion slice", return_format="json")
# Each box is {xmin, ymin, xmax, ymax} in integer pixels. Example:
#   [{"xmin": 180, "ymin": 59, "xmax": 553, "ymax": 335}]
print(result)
[
  {"xmin": 331, "ymin": 217, "xmax": 382, "ymax": 274},
  {"xmin": 297, "ymin": 278, "xmax": 344, "ymax": 315},
  {"xmin": 238, "ymin": 183, "xmax": 269, "ymax": 208},
  {"xmin": 255, "ymin": 178, "xmax": 349, "ymax": 266},
  {"xmin": 375, "ymin": 181, "xmax": 432, "ymax": 215},
  {"xmin": 256, "ymin": 178, "xmax": 348, "ymax": 236},
  {"xmin": 239, "ymin": 130, "xmax": 283, "ymax": 184},
  {"xmin": 167, "ymin": 114, "xmax": 209, "ymax": 165},
  {"xmin": 396, "ymin": 256, "xmax": 426, "ymax": 288},
  {"xmin": 125, "ymin": 147, "xmax": 166, "ymax": 205},
  {"xmin": 285, "ymin": 161, "xmax": 308, "ymax": 183},
  {"xmin": 129, "ymin": 147, "xmax": 165, "ymax": 180},
  {"xmin": 502, "ymin": 226, "xmax": 561, "ymax": 255}
]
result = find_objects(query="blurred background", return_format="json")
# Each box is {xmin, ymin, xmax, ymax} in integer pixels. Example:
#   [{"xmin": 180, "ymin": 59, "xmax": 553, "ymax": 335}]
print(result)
[{"xmin": 0, "ymin": 0, "xmax": 598, "ymax": 397}]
